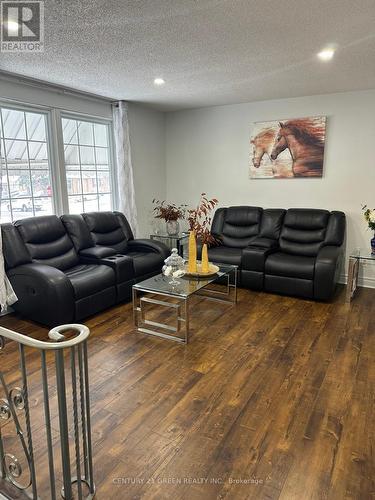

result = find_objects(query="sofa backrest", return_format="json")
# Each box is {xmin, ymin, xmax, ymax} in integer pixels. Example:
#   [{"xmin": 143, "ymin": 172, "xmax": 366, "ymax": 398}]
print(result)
[
  {"xmin": 14, "ymin": 215, "xmax": 80, "ymax": 270},
  {"xmin": 259, "ymin": 209, "xmax": 286, "ymax": 240},
  {"xmin": 81, "ymin": 211, "xmax": 133, "ymax": 253},
  {"xmin": 212, "ymin": 206, "xmax": 263, "ymax": 248},
  {"xmin": 279, "ymin": 209, "xmax": 335, "ymax": 257},
  {"xmin": 1, "ymin": 223, "xmax": 31, "ymax": 270},
  {"xmin": 61, "ymin": 214, "xmax": 94, "ymax": 252}
]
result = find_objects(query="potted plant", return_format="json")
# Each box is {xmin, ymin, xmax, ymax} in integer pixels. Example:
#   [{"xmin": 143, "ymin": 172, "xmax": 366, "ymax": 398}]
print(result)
[
  {"xmin": 187, "ymin": 193, "xmax": 218, "ymax": 273},
  {"xmin": 152, "ymin": 199, "xmax": 186, "ymax": 236},
  {"xmin": 362, "ymin": 205, "xmax": 375, "ymax": 255}
]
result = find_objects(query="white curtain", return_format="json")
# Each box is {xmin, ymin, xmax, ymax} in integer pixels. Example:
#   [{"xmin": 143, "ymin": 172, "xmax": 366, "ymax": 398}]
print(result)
[
  {"xmin": 112, "ymin": 101, "xmax": 138, "ymax": 237},
  {"xmin": 0, "ymin": 146, "xmax": 17, "ymax": 312}
]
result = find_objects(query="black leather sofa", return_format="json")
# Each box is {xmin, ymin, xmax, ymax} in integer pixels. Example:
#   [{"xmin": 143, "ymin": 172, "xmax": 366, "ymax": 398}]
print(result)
[
  {"xmin": 2, "ymin": 212, "xmax": 169, "ymax": 327},
  {"xmin": 204, "ymin": 206, "xmax": 346, "ymax": 300}
]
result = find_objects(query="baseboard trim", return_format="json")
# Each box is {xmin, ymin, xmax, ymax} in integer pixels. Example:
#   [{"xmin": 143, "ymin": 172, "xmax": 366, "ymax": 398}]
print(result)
[{"xmin": 339, "ymin": 274, "xmax": 375, "ymax": 289}]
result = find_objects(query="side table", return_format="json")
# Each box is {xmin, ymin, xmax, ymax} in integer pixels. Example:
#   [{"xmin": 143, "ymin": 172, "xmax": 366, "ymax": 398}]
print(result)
[
  {"xmin": 150, "ymin": 233, "xmax": 189, "ymax": 257},
  {"xmin": 346, "ymin": 248, "xmax": 375, "ymax": 302}
]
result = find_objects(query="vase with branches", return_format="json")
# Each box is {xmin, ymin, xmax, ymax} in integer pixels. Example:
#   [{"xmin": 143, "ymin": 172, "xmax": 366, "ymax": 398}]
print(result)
[
  {"xmin": 187, "ymin": 193, "xmax": 218, "ymax": 273},
  {"xmin": 152, "ymin": 199, "xmax": 186, "ymax": 235},
  {"xmin": 362, "ymin": 204, "xmax": 375, "ymax": 254}
]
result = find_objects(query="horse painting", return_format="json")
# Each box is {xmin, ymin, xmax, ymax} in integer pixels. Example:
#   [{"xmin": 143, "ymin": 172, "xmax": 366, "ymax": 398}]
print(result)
[
  {"xmin": 251, "ymin": 128, "xmax": 276, "ymax": 168},
  {"xmin": 270, "ymin": 118, "xmax": 325, "ymax": 177},
  {"xmin": 249, "ymin": 116, "xmax": 326, "ymax": 179}
]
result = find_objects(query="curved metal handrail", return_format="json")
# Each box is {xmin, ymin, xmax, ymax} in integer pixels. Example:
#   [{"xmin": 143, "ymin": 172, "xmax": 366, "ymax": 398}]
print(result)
[{"xmin": 0, "ymin": 324, "xmax": 90, "ymax": 350}]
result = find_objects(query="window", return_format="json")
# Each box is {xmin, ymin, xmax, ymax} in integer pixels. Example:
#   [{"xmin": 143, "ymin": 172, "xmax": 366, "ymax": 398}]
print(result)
[
  {"xmin": 0, "ymin": 107, "xmax": 54, "ymax": 222},
  {"xmin": 62, "ymin": 117, "xmax": 112, "ymax": 214},
  {"xmin": 0, "ymin": 103, "xmax": 114, "ymax": 223}
]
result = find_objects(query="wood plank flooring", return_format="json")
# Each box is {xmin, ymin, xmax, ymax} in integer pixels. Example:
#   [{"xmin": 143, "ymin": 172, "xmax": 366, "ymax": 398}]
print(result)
[{"xmin": 0, "ymin": 285, "xmax": 374, "ymax": 499}]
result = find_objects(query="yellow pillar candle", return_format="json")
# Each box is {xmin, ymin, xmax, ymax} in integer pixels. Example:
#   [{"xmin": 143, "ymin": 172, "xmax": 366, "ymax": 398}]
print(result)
[
  {"xmin": 188, "ymin": 231, "xmax": 197, "ymax": 273},
  {"xmin": 201, "ymin": 243, "xmax": 209, "ymax": 273}
]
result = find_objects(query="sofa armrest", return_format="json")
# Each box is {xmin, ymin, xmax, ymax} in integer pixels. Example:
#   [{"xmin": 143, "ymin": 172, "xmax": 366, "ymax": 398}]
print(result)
[
  {"xmin": 314, "ymin": 246, "xmax": 343, "ymax": 300},
  {"xmin": 7, "ymin": 263, "xmax": 75, "ymax": 326},
  {"xmin": 242, "ymin": 243, "xmax": 279, "ymax": 272},
  {"xmin": 247, "ymin": 237, "xmax": 279, "ymax": 250},
  {"xmin": 79, "ymin": 246, "xmax": 115, "ymax": 259},
  {"xmin": 127, "ymin": 239, "xmax": 169, "ymax": 259}
]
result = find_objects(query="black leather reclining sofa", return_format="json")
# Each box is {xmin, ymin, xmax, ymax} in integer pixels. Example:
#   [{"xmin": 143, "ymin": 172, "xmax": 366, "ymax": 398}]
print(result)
[
  {"xmin": 204, "ymin": 206, "xmax": 346, "ymax": 300},
  {"xmin": 2, "ymin": 211, "xmax": 169, "ymax": 327}
]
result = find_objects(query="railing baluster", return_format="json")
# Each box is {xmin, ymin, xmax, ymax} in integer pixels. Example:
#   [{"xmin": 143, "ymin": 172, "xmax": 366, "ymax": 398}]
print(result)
[
  {"xmin": 71, "ymin": 346, "xmax": 83, "ymax": 500},
  {"xmin": 41, "ymin": 350, "xmax": 56, "ymax": 500},
  {"xmin": 78, "ymin": 344, "xmax": 89, "ymax": 481},
  {"xmin": 55, "ymin": 349, "xmax": 73, "ymax": 500},
  {"xmin": 83, "ymin": 341, "xmax": 94, "ymax": 495},
  {"xmin": 19, "ymin": 344, "xmax": 38, "ymax": 500}
]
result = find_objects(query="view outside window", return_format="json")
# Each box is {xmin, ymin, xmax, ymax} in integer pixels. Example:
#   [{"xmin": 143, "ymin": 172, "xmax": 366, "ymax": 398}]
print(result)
[
  {"xmin": 62, "ymin": 118, "xmax": 112, "ymax": 214},
  {"xmin": 0, "ymin": 107, "xmax": 53, "ymax": 222}
]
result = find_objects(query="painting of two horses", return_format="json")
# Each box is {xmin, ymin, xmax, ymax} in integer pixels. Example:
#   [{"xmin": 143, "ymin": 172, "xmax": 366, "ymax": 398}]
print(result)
[{"xmin": 250, "ymin": 116, "xmax": 326, "ymax": 178}]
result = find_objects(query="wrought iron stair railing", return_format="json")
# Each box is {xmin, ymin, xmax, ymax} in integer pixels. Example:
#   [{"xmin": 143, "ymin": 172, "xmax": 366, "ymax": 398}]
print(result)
[{"xmin": 0, "ymin": 324, "xmax": 95, "ymax": 500}]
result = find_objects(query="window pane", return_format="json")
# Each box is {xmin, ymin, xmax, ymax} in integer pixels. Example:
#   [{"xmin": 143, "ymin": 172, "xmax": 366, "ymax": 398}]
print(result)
[
  {"xmin": 62, "ymin": 116, "xmax": 112, "ymax": 215},
  {"xmin": 68, "ymin": 195, "xmax": 83, "ymax": 214},
  {"xmin": 0, "ymin": 173, "xmax": 9, "ymax": 198},
  {"xmin": 26, "ymin": 112, "xmax": 46, "ymax": 141},
  {"xmin": 83, "ymin": 194, "xmax": 98, "ymax": 212},
  {"xmin": 97, "ymin": 171, "xmax": 111, "ymax": 193},
  {"xmin": 62, "ymin": 118, "xmax": 78, "ymax": 144},
  {"xmin": 98, "ymin": 193, "xmax": 111, "ymax": 211},
  {"xmin": 8, "ymin": 170, "xmax": 32, "ymax": 198},
  {"xmin": 0, "ymin": 201, "xmax": 12, "ymax": 222},
  {"xmin": 0, "ymin": 107, "xmax": 53, "ymax": 222},
  {"xmin": 11, "ymin": 197, "xmax": 33, "ymax": 215},
  {"xmin": 82, "ymin": 171, "xmax": 97, "ymax": 194},
  {"xmin": 80, "ymin": 146, "xmax": 95, "ymax": 164},
  {"xmin": 95, "ymin": 147, "xmax": 108, "ymax": 165},
  {"xmin": 78, "ymin": 121, "xmax": 94, "ymax": 146},
  {"xmin": 2, "ymin": 109, "xmax": 26, "ymax": 139},
  {"xmin": 34, "ymin": 197, "xmax": 53, "ymax": 216},
  {"xmin": 94, "ymin": 123, "xmax": 108, "ymax": 147},
  {"xmin": 64, "ymin": 145, "xmax": 79, "ymax": 165},
  {"xmin": 31, "ymin": 171, "xmax": 51, "ymax": 197},
  {"xmin": 28, "ymin": 142, "xmax": 48, "ymax": 168},
  {"xmin": 4, "ymin": 140, "xmax": 28, "ymax": 166},
  {"xmin": 66, "ymin": 171, "xmax": 82, "ymax": 195}
]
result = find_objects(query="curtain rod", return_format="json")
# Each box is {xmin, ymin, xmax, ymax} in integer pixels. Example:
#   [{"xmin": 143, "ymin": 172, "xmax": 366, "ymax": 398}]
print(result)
[{"xmin": 0, "ymin": 70, "xmax": 117, "ymax": 104}]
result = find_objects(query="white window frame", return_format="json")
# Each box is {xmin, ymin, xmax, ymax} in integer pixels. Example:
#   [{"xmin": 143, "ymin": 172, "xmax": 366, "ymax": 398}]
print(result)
[
  {"xmin": 0, "ymin": 99, "xmax": 117, "ymax": 220},
  {"xmin": 59, "ymin": 110, "xmax": 116, "ymax": 214}
]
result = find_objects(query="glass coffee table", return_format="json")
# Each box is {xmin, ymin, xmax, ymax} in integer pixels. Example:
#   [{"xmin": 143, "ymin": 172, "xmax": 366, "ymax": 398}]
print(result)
[
  {"xmin": 132, "ymin": 264, "xmax": 237, "ymax": 344},
  {"xmin": 346, "ymin": 248, "xmax": 375, "ymax": 302}
]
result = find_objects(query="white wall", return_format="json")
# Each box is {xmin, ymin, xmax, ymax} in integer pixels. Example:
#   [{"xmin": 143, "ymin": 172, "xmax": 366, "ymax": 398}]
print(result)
[
  {"xmin": 0, "ymin": 78, "xmax": 167, "ymax": 238},
  {"xmin": 165, "ymin": 90, "xmax": 375, "ymax": 287},
  {"xmin": 128, "ymin": 103, "xmax": 166, "ymax": 237}
]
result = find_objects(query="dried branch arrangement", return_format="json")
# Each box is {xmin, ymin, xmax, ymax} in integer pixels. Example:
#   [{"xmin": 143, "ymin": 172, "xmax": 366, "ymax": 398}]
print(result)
[
  {"xmin": 152, "ymin": 199, "xmax": 187, "ymax": 222},
  {"xmin": 187, "ymin": 193, "xmax": 219, "ymax": 245}
]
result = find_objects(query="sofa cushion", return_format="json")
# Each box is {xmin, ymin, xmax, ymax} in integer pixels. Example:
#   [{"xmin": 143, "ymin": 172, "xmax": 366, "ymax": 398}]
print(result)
[
  {"xmin": 265, "ymin": 252, "xmax": 315, "ymax": 280},
  {"xmin": 207, "ymin": 246, "xmax": 243, "ymax": 266},
  {"xmin": 15, "ymin": 215, "xmax": 79, "ymax": 271},
  {"xmin": 220, "ymin": 206, "xmax": 262, "ymax": 248},
  {"xmin": 65, "ymin": 264, "xmax": 115, "ymax": 300},
  {"xmin": 82, "ymin": 212, "xmax": 128, "ymax": 253},
  {"xmin": 279, "ymin": 209, "xmax": 330, "ymax": 257}
]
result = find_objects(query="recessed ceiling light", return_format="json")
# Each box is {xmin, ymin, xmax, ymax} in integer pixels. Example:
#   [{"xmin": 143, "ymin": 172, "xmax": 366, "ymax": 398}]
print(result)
[
  {"xmin": 317, "ymin": 47, "xmax": 336, "ymax": 61},
  {"xmin": 154, "ymin": 78, "xmax": 165, "ymax": 86}
]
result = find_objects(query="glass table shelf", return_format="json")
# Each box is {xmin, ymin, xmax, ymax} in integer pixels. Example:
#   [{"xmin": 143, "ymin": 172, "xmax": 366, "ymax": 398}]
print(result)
[{"xmin": 346, "ymin": 248, "xmax": 375, "ymax": 302}]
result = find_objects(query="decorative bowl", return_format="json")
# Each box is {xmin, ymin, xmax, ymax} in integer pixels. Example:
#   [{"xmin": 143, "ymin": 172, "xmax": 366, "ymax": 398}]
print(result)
[{"xmin": 183, "ymin": 263, "xmax": 220, "ymax": 278}]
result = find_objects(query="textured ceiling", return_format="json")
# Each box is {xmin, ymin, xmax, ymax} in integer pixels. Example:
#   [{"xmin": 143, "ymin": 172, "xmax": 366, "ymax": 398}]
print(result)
[{"xmin": 1, "ymin": 0, "xmax": 375, "ymax": 110}]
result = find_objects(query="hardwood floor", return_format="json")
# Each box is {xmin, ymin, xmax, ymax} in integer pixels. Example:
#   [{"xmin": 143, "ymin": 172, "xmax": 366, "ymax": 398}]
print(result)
[{"xmin": 0, "ymin": 285, "xmax": 374, "ymax": 499}]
